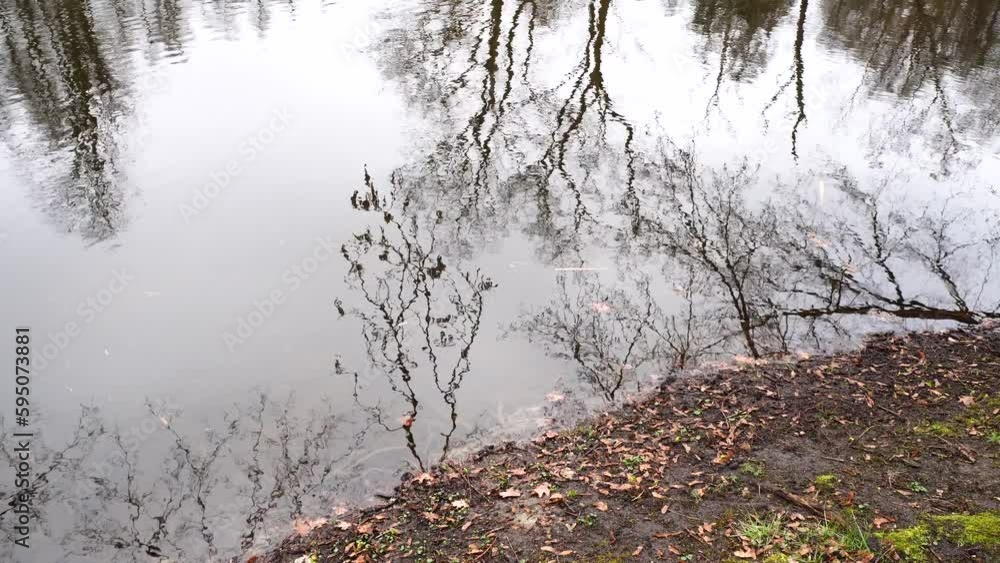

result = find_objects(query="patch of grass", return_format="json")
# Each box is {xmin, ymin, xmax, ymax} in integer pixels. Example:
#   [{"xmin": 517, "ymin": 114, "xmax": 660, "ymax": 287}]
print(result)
[
  {"xmin": 915, "ymin": 395, "xmax": 1000, "ymax": 444},
  {"xmin": 808, "ymin": 510, "xmax": 874, "ymax": 555},
  {"xmin": 914, "ymin": 421, "xmax": 958, "ymax": 437},
  {"xmin": 739, "ymin": 460, "xmax": 765, "ymax": 477},
  {"xmin": 621, "ymin": 455, "xmax": 645, "ymax": 471},
  {"xmin": 592, "ymin": 552, "xmax": 629, "ymax": 563},
  {"xmin": 814, "ymin": 474, "xmax": 838, "ymax": 492},
  {"xmin": 577, "ymin": 513, "xmax": 598, "ymax": 527},
  {"xmin": 735, "ymin": 513, "xmax": 783, "ymax": 548},
  {"xmin": 908, "ymin": 481, "xmax": 929, "ymax": 494}
]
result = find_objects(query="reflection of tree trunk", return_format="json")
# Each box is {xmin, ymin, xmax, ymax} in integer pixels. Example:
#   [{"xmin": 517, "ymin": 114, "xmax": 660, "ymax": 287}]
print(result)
[
  {"xmin": 537, "ymin": 0, "xmax": 637, "ymax": 237},
  {"xmin": 791, "ymin": 0, "xmax": 807, "ymax": 159}
]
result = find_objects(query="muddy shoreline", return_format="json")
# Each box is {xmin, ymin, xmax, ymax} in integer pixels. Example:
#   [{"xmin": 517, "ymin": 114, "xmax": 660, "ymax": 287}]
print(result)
[{"xmin": 257, "ymin": 327, "xmax": 1000, "ymax": 562}]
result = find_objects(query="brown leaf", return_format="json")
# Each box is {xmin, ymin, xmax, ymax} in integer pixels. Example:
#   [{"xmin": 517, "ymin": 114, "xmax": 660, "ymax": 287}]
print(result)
[
  {"xmin": 873, "ymin": 516, "xmax": 894, "ymax": 529},
  {"xmin": 959, "ymin": 395, "xmax": 975, "ymax": 407},
  {"xmin": 499, "ymin": 488, "xmax": 522, "ymax": 498},
  {"xmin": 595, "ymin": 501, "xmax": 608, "ymax": 512},
  {"xmin": 533, "ymin": 483, "xmax": 552, "ymax": 498},
  {"xmin": 451, "ymin": 499, "xmax": 470, "ymax": 509},
  {"xmin": 356, "ymin": 522, "xmax": 374, "ymax": 534},
  {"xmin": 413, "ymin": 472, "xmax": 435, "ymax": 484},
  {"xmin": 292, "ymin": 517, "xmax": 329, "ymax": 536},
  {"xmin": 733, "ymin": 548, "xmax": 756, "ymax": 558},
  {"xmin": 632, "ymin": 546, "xmax": 643, "ymax": 556},
  {"xmin": 334, "ymin": 520, "xmax": 353, "ymax": 530}
]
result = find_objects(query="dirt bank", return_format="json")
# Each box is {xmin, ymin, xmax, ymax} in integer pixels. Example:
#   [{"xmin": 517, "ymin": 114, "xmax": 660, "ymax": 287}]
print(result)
[{"xmin": 259, "ymin": 327, "xmax": 1000, "ymax": 562}]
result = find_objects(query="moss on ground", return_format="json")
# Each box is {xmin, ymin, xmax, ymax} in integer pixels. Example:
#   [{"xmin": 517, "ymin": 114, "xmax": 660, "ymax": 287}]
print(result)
[
  {"xmin": 879, "ymin": 512, "xmax": 1000, "ymax": 561},
  {"xmin": 813, "ymin": 473, "xmax": 838, "ymax": 492},
  {"xmin": 931, "ymin": 512, "xmax": 1000, "ymax": 550},
  {"xmin": 879, "ymin": 524, "xmax": 932, "ymax": 561},
  {"xmin": 915, "ymin": 394, "xmax": 1000, "ymax": 443}
]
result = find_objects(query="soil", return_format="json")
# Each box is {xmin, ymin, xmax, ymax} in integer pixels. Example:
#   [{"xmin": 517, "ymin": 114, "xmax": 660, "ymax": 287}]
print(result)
[{"xmin": 258, "ymin": 327, "xmax": 1000, "ymax": 563}]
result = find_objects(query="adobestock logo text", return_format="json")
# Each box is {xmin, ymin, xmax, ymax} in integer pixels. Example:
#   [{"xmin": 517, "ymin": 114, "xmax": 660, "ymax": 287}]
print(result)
[
  {"xmin": 223, "ymin": 236, "xmax": 338, "ymax": 353},
  {"xmin": 35, "ymin": 269, "xmax": 135, "ymax": 372},
  {"xmin": 179, "ymin": 107, "xmax": 294, "ymax": 223}
]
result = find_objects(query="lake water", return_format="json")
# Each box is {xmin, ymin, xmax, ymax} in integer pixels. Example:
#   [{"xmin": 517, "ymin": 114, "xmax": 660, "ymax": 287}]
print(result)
[{"xmin": 1, "ymin": 0, "xmax": 998, "ymax": 560}]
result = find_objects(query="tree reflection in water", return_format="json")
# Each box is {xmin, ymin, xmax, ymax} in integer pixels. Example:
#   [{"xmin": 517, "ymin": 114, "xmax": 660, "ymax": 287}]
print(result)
[
  {"xmin": 0, "ymin": 394, "xmax": 375, "ymax": 561},
  {"xmin": 340, "ymin": 169, "xmax": 497, "ymax": 471}
]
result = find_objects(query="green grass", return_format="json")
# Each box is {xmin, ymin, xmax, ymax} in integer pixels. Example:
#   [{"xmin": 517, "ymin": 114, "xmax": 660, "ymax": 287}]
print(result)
[
  {"xmin": 739, "ymin": 460, "xmax": 765, "ymax": 477},
  {"xmin": 621, "ymin": 455, "xmax": 645, "ymax": 471},
  {"xmin": 735, "ymin": 513, "xmax": 783, "ymax": 548}
]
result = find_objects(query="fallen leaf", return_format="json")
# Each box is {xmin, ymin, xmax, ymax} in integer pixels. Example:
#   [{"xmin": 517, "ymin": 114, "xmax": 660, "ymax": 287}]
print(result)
[
  {"xmin": 632, "ymin": 546, "xmax": 643, "ymax": 556},
  {"xmin": 413, "ymin": 472, "xmax": 434, "ymax": 484},
  {"xmin": 451, "ymin": 499, "xmax": 470, "ymax": 509},
  {"xmin": 541, "ymin": 546, "xmax": 574, "ymax": 556},
  {"xmin": 533, "ymin": 483, "xmax": 551, "ymax": 498},
  {"xmin": 591, "ymin": 302, "xmax": 613, "ymax": 313},
  {"xmin": 292, "ymin": 517, "xmax": 328, "ymax": 536},
  {"xmin": 499, "ymin": 488, "xmax": 522, "ymax": 498},
  {"xmin": 959, "ymin": 395, "xmax": 975, "ymax": 407},
  {"xmin": 733, "ymin": 548, "xmax": 756, "ymax": 558},
  {"xmin": 595, "ymin": 501, "xmax": 608, "ymax": 511},
  {"xmin": 873, "ymin": 516, "xmax": 894, "ymax": 528},
  {"xmin": 518, "ymin": 510, "xmax": 542, "ymax": 528},
  {"xmin": 356, "ymin": 522, "xmax": 374, "ymax": 534},
  {"xmin": 334, "ymin": 520, "xmax": 352, "ymax": 530}
]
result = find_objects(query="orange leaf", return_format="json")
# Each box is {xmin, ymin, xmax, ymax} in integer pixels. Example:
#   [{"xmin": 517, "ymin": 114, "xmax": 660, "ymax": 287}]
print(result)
[{"xmin": 499, "ymin": 488, "xmax": 522, "ymax": 498}]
